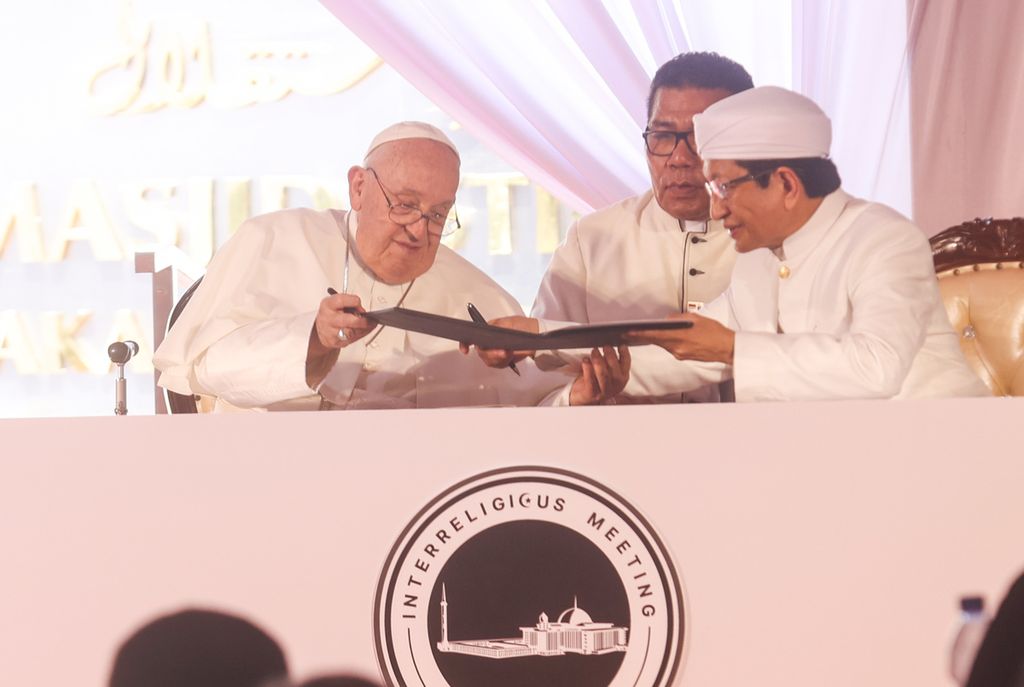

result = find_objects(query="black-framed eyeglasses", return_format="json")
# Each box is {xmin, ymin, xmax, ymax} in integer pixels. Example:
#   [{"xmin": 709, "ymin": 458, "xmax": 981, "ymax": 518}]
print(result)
[
  {"xmin": 642, "ymin": 128, "xmax": 698, "ymax": 157},
  {"xmin": 367, "ymin": 167, "xmax": 461, "ymax": 237},
  {"xmin": 705, "ymin": 169, "xmax": 776, "ymax": 200}
]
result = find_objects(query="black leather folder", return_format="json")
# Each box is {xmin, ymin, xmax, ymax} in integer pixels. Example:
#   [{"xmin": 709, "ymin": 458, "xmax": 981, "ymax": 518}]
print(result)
[{"xmin": 360, "ymin": 307, "xmax": 693, "ymax": 349}]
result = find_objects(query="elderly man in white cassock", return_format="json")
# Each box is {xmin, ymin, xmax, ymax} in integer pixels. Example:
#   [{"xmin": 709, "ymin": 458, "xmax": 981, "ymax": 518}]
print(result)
[
  {"xmin": 154, "ymin": 122, "xmax": 623, "ymax": 411},
  {"xmin": 617, "ymin": 86, "xmax": 989, "ymax": 400}
]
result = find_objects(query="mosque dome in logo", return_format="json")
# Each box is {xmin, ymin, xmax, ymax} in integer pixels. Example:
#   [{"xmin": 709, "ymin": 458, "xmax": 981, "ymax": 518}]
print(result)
[
  {"xmin": 374, "ymin": 467, "xmax": 686, "ymax": 687},
  {"xmin": 557, "ymin": 602, "xmax": 594, "ymax": 625}
]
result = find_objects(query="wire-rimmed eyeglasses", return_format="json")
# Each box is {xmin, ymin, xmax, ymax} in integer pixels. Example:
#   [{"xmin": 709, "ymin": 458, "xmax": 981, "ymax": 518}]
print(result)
[
  {"xmin": 367, "ymin": 167, "xmax": 461, "ymax": 237},
  {"xmin": 705, "ymin": 169, "xmax": 776, "ymax": 200}
]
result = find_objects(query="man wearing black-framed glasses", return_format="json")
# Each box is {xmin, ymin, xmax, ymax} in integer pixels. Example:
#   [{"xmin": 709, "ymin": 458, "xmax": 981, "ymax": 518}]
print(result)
[
  {"xmin": 622, "ymin": 86, "xmax": 987, "ymax": 401},
  {"xmin": 531, "ymin": 52, "xmax": 753, "ymax": 404}
]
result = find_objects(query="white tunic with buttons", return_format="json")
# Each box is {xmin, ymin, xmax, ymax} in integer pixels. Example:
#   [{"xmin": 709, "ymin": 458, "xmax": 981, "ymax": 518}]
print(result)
[
  {"xmin": 154, "ymin": 208, "xmax": 571, "ymax": 411},
  {"xmin": 531, "ymin": 189, "xmax": 737, "ymax": 402},
  {"xmin": 622, "ymin": 190, "xmax": 990, "ymax": 401}
]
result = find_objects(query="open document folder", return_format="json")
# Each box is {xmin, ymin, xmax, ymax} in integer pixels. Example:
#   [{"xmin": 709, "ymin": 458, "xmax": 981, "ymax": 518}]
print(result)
[{"xmin": 360, "ymin": 307, "xmax": 692, "ymax": 349}]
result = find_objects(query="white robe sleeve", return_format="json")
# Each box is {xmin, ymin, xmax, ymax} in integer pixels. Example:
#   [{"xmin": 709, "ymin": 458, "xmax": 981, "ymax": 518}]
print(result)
[
  {"xmin": 733, "ymin": 224, "xmax": 934, "ymax": 401},
  {"xmin": 531, "ymin": 220, "xmax": 590, "ymax": 322},
  {"xmin": 192, "ymin": 313, "xmax": 316, "ymax": 408},
  {"xmin": 153, "ymin": 214, "xmax": 328, "ymax": 408}
]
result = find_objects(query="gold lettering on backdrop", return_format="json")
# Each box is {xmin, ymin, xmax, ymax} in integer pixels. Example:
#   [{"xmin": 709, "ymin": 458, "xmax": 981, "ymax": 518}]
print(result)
[
  {"xmin": 37, "ymin": 311, "xmax": 95, "ymax": 373},
  {"xmin": 117, "ymin": 179, "xmax": 215, "ymax": 264},
  {"xmin": 93, "ymin": 23, "xmax": 213, "ymax": 116},
  {"xmin": 0, "ymin": 311, "xmax": 40, "ymax": 373},
  {"xmin": 122, "ymin": 180, "xmax": 180, "ymax": 247},
  {"xmin": 145, "ymin": 24, "xmax": 213, "ymax": 113},
  {"xmin": 51, "ymin": 180, "xmax": 124, "ymax": 261},
  {"xmin": 461, "ymin": 174, "xmax": 529, "ymax": 256},
  {"xmin": 1, "ymin": 177, "xmax": 571, "ymax": 264},
  {"xmin": 259, "ymin": 177, "xmax": 342, "ymax": 215},
  {"xmin": 86, "ymin": 2, "xmax": 151, "ymax": 116},
  {"xmin": 226, "ymin": 178, "xmax": 252, "ymax": 236},
  {"xmin": 87, "ymin": 2, "xmax": 382, "ymax": 115},
  {"xmin": 534, "ymin": 185, "xmax": 564, "ymax": 254},
  {"xmin": 0, "ymin": 184, "xmax": 47, "ymax": 262},
  {"xmin": 86, "ymin": 0, "xmax": 215, "ymax": 116},
  {"xmin": 208, "ymin": 47, "xmax": 382, "ymax": 109},
  {"xmin": 276, "ymin": 47, "xmax": 382, "ymax": 98},
  {"xmin": 105, "ymin": 309, "xmax": 153, "ymax": 374}
]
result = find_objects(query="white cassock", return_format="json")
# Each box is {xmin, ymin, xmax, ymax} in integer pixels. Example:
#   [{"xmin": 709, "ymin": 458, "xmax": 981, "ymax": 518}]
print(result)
[
  {"xmin": 618, "ymin": 190, "xmax": 990, "ymax": 401},
  {"xmin": 154, "ymin": 208, "xmax": 572, "ymax": 411},
  {"xmin": 531, "ymin": 190, "xmax": 737, "ymax": 403}
]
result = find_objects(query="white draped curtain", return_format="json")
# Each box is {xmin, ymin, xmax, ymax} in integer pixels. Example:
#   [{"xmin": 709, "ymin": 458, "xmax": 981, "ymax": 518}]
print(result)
[
  {"xmin": 320, "ymin": 0, "xmax": 912, "ymax": 217},
  {"xmin": 908, "ymin": 0, "xmax": 1024, "ymax": 235}
]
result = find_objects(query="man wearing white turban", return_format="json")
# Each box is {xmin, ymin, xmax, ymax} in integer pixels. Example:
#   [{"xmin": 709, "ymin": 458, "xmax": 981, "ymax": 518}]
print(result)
[
  {"xmin": 618, "ymin": 86, "xmax": 988, "ymax": 400},
  {"xmin": 154, "ymin": 122, "xmax": 618, "ymax": 411}
]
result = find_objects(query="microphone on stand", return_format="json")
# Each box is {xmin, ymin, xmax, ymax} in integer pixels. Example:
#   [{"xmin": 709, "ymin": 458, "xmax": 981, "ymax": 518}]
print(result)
[{"xmin": 108, "ymin": 340, "xmax": 139, "ymax": 416}]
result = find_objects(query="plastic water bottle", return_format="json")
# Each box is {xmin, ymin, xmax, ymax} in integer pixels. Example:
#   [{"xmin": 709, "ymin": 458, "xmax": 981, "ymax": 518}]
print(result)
[{"xmin": 949, "ymin": 595, "xmax": 991, "ymax": 685}]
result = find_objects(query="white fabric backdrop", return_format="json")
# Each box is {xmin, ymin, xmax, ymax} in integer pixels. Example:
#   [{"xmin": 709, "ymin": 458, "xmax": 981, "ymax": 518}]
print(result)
[{"xmin": 320, "ymin": 0, "xmax": 912, "ymax": 217}]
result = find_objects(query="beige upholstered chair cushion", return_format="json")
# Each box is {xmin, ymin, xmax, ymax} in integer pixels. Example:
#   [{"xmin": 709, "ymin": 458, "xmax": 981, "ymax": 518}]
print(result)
[{"xmin": 931, "ymin": 218, "xmax": 1024, "ymax": 396}]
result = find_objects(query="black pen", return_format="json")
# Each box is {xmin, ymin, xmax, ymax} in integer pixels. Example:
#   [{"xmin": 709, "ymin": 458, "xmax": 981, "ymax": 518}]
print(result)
[
  {"xmin": 467, "ymin": 302, "xmax": 520, "ymax": 376},
  {"xmin": 327, "ymin": 287, "xmax": 363, "ymax": 315}
]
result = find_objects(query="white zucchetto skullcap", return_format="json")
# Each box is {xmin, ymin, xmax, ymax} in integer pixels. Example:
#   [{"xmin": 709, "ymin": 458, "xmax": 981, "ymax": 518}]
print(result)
[
  {"xmin": 365, "ymin": 121, "xmax": 460, "ymax": 160},
  {"xmin": 694, "ymin": 86, "xmax": 831, "ymax": 160}
]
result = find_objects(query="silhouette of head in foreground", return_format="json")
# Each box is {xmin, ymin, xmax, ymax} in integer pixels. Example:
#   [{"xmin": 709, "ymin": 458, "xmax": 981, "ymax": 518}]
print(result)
[{"xmin": 109, "ymin": 608, "xmax": 289, "ymax": 687}]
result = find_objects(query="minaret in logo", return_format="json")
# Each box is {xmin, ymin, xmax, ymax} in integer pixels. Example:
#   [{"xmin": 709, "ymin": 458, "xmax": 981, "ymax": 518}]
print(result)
[
  {"xmin": 439, "ymin": 584, "xmax": 451, "ymax": 651},
  {"xmin": 436, "ymin": 583, "xmax": 628, "ymax": 659}
]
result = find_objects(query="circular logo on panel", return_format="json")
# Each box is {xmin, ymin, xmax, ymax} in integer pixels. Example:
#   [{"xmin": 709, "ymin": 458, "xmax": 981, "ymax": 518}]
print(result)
[{"xmin": 373, "ymin": 466, "xmax": 686, "ymax": 687}]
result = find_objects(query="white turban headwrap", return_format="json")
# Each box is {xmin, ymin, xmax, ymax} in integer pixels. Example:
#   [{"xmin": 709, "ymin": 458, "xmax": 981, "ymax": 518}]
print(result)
[
  {"xmin": 694, "ymin": 86, "xmax": 831, "ymax": 160},
  {"xmin": 365, "ymin": 121, "xmax": 460, "ymax": 160}
]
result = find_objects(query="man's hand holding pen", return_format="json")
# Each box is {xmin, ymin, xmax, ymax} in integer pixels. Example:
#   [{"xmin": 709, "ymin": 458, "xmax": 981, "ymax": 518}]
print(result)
[
  {"xmin": 314, "ymin": 287, "xmax": 373, "ymax": 350},
  {"xmin": 458, "ymin": 314, "xmax": 538, "ymax": 371},
  {"xmin": 306, "ymin": 287, "xmax": 373, "ymax": 390}
]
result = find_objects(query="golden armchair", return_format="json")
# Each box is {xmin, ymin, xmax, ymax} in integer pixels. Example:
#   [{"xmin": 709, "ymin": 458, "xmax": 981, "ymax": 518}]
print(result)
[{"xmin": 930, "ymin": 218, "xmax": 1024, "ymax": 396}]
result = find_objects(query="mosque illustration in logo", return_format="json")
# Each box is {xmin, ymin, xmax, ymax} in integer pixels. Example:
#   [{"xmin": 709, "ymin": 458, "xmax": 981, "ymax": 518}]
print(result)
[{"xmin": 436, "ymin": 584, "xmax": 629, "ymax": 659}]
